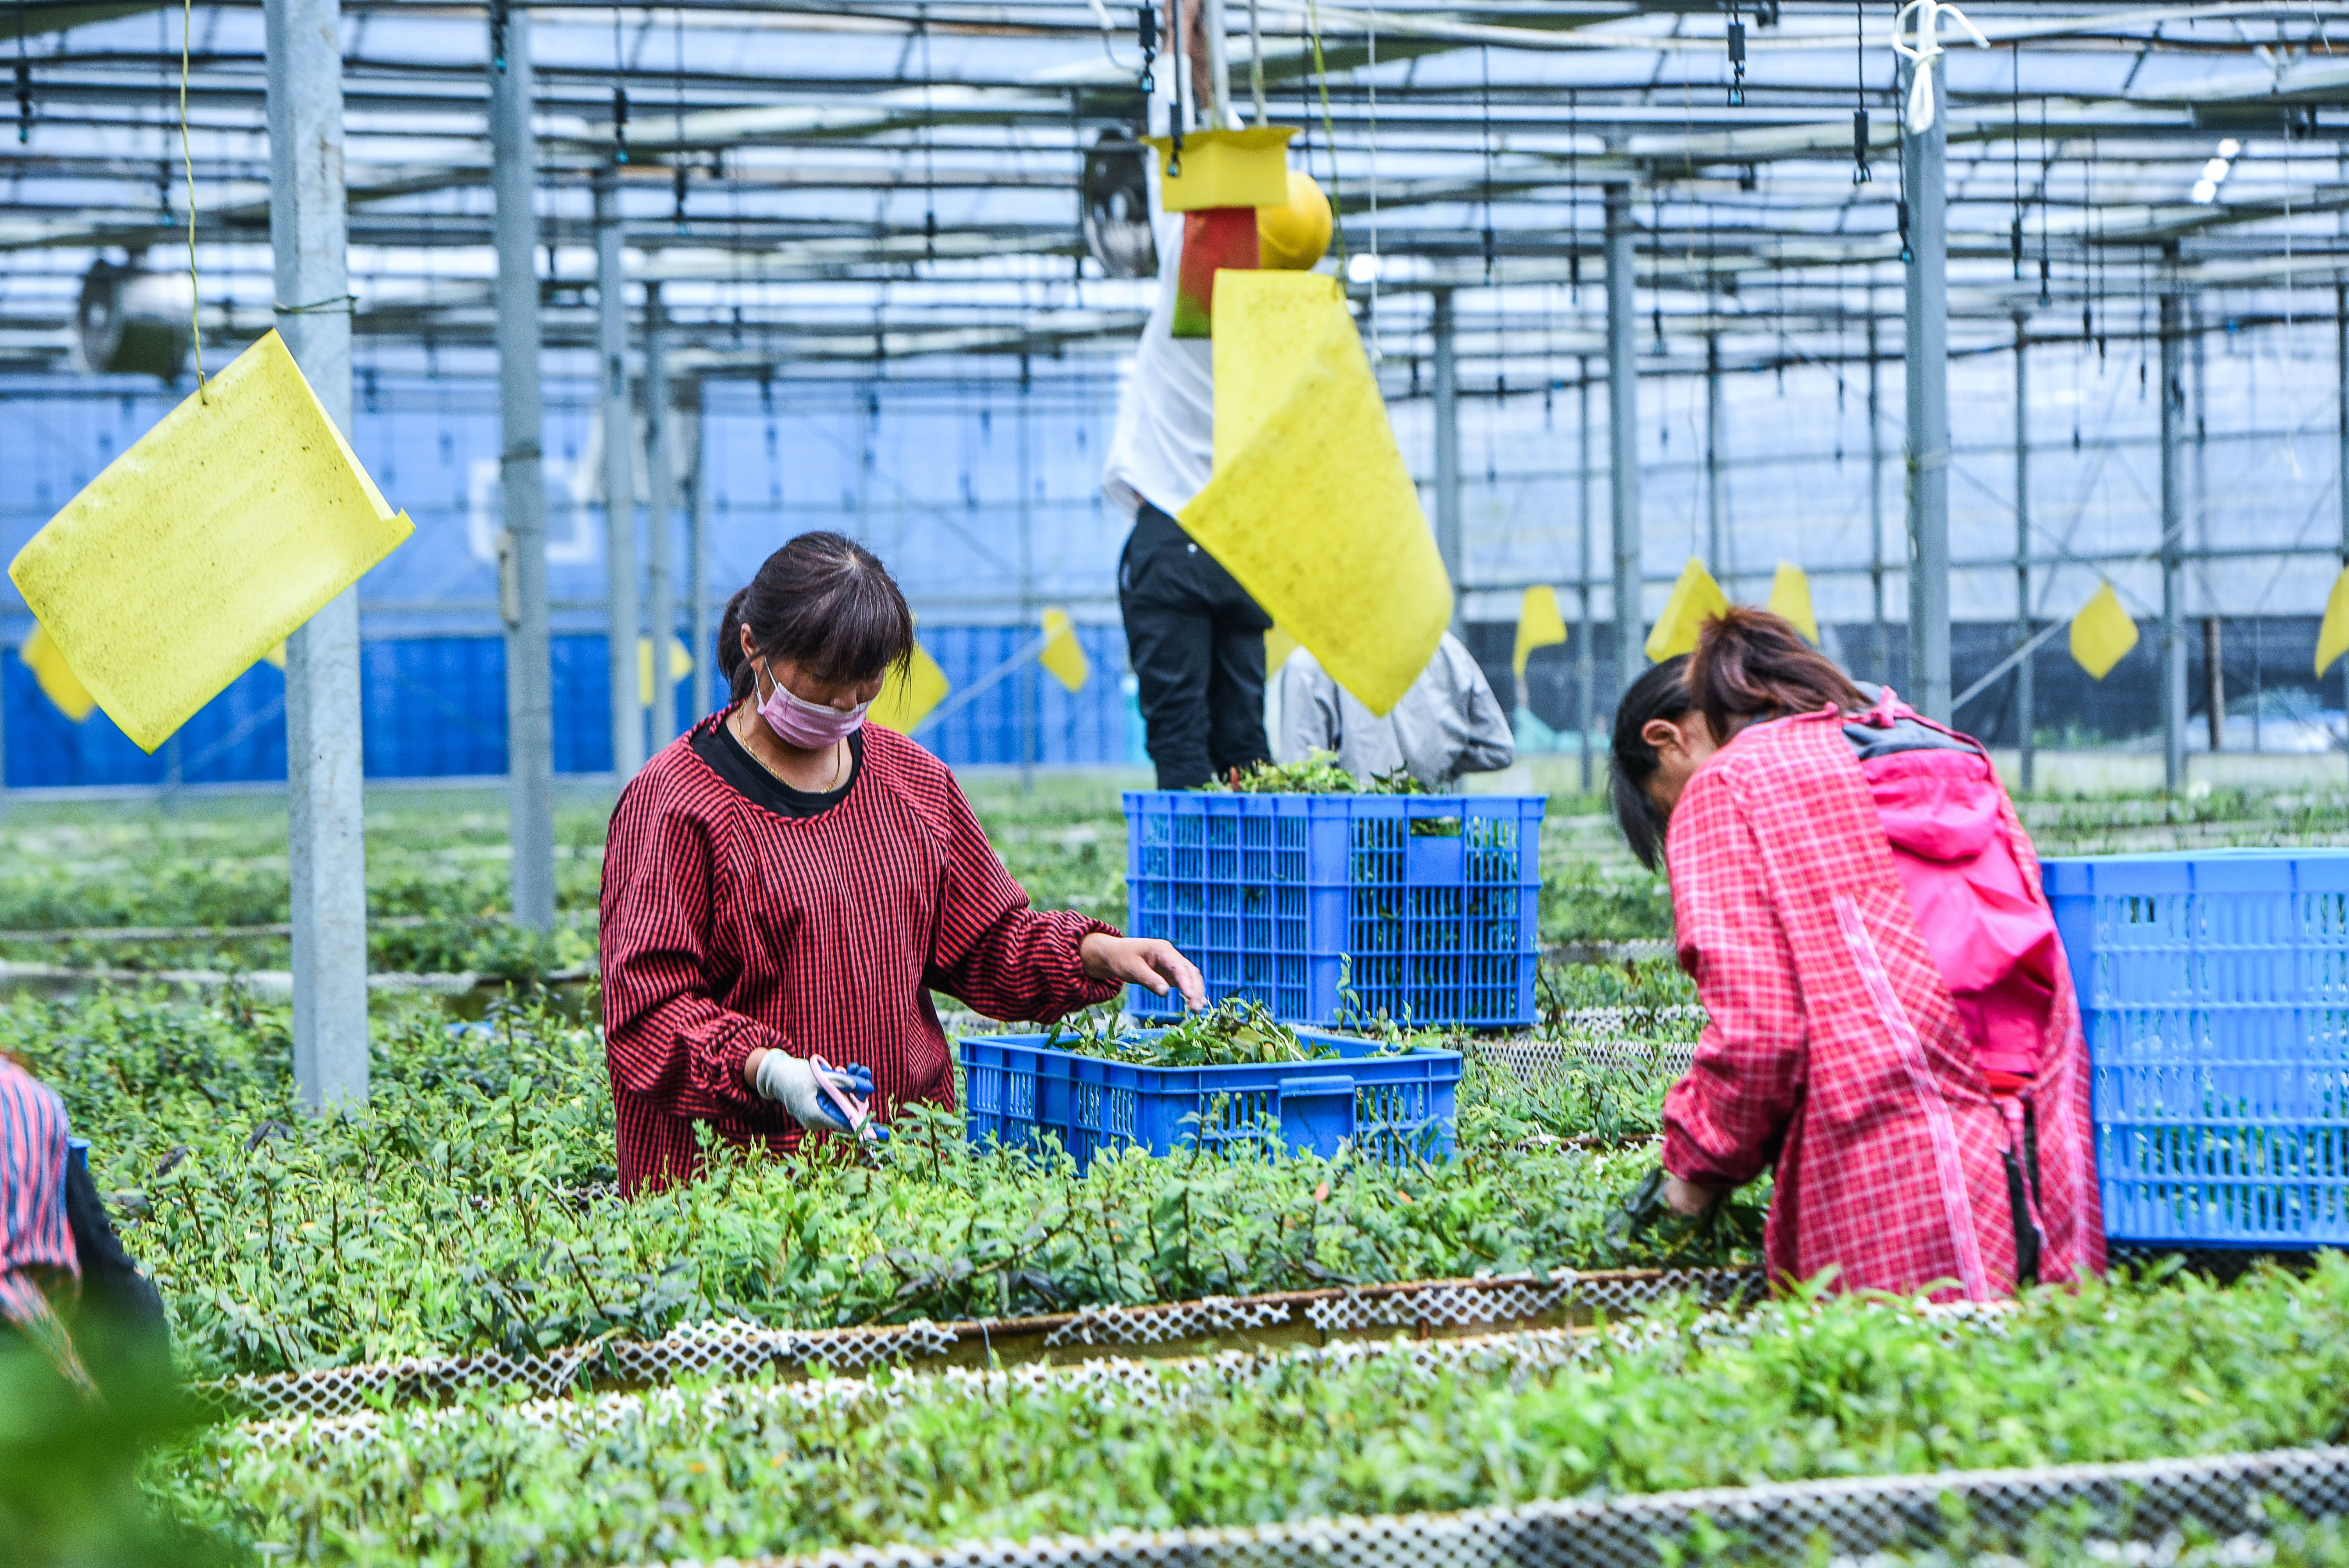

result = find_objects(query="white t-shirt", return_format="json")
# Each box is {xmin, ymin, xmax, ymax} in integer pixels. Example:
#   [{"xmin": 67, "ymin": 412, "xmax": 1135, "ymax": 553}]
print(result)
[{"xmin": 1102, "ymin": 148, "xmax": 1214, "ymax": 522}]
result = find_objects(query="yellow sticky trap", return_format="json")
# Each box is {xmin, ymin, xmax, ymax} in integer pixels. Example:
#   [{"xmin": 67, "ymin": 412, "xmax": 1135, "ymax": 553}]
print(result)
[
  {"xmin": 1183, "ymin": 271, "xmax": 1451, "ymax": 717},
  {"xmin": 1142, "ymin": 127, "xmax": 1296, "ymax": 212},
  {"xmin": 637, "ymin": 636, "xmax": 694, "ymax": 706},
  {"xmin": 1264, "ymin": 624, "xmax": 1300, "ymax": 674},
  {"xmin": 1645, "ymin": 558, "xmax": 1731, "ymax": 663},
  {"xmin": 872, "ymin": 641, "xmax": 951, "ymax": 734},
  {"xmin": 1767, "ymin": 562, "xmax": 1819, "ymax": 644},
  {"xmin": 2070, "ymin": 581, "xmax": 2140, "ymax": 681},
  {"xmin": 1513, "ymin": 586, "xmax": 1568, "ymax": 680},
  {"xmin": 2319, "ymin": 567, "xmax": 2349, "ymax": 677},
  {"xmin": 20, "ymin": 625, "xmax": 95, "ymax": 723},
  {"xmin": 9, "ymin": 330, "xmax": 413, "ymax": 753},
  {"xmin": 1039, "ymin": 608, "xmax": 1090, "ymax": 694}
]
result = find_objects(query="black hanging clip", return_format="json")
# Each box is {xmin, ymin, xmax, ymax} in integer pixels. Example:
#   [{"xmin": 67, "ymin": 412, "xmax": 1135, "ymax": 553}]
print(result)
[
  {"xmin": 1852, "ymin": 107, "xmax": 1870, "ymax": 182},
  {"xmin": 1137, "ymin": 2, "xmax": 1157, "ymax": 96},
  {"xmin": 490, "ymin": 0, "xmax": 509, "ymax": 73},
  {"xmin": 1896, "ymin": 198, "xmax": 1912, "ymax": 265},
  {"xmin": 1727, "ymin": 9, "xmax": 1746, "ymax": 107},
  {"xmin": 614, "ymin": 85, "xmax": 630, "ymax": 163}
]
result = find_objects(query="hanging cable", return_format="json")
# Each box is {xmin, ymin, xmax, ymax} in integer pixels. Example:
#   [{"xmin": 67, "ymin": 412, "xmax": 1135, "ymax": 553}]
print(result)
[
  {"xmin": 612, "ymin": 7, "xmax": 629, "ymax": 164},
  {"xmin": 1726, "ymin": 1, "xmax": 1744, "ymax": 107},
  {"xmin": 1306, "ymin": 0, "xmax": 1344, "ymax": 269},
  {"xmin": 1851, "ymin": 0, "xmax": 1869, "ymax": 182},
  {"xmin": 2038, "ymin": 93, "xmax": 2051, "ymax": 305},
  {"xmin": 16, "ymin": 0, "xmax": 31, "ymax": 144},
  {"xmin": 2010, "ymin": 41, "xmax": 2022, "ymax": 280},
  {"xmin": 178, "ymin": 0, "xmax": 205, "ymax": 398},
  {"xmin": 671, "ymin": 7, "xmax": 687, "ymax": 233},
  {"xmin": 1479, "ymin": 46, "xmax": 1495, "ymax": 282},
  {"xmin": 1568, "ymin": 88, "xmax": 1579, "ymax": 298},
  {"xmin": 919, "ymin": 8, "xmax": 936, "ymax": 260}
]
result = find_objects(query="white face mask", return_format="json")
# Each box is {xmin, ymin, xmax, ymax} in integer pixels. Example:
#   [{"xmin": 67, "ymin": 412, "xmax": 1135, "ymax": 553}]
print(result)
[{"xmin": 754, "ymin": 663, "xmax": 870, "ymax": 749}]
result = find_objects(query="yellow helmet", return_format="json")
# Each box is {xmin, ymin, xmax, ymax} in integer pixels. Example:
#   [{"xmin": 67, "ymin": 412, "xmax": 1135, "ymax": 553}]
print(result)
[{"xmin": 1257, "ymin": 170, "xmax": 1333, "ymax": 271}]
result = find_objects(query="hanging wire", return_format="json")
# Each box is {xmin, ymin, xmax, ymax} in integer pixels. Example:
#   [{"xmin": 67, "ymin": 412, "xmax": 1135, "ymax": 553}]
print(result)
[
  {"xmin": 1246, "ymin": 0, "xmax": 1264, "ymax": 124},
  {"xmin": 1850, "ymin": 0, "xmax": 1868, "ymax": 181},
  {"xmin": 1305, "ymin": 0, "xmax": 1344, "ymax": 269},
  {"xmin": 1365, "ymin": 0, "xmax": 1379, "ymax": 356},
  {"xmin": 1725, "ymin": 0, "xmax": 1744, "ymax": 107},
  {"xmin": 2038, "ymin": 93, "xmax": 2051, "ymax": 305},
  {"xmin": 16, "ymin": 0, "xmax": 31, "ymax": 143},
  {"xmin": 1479, "ymin": 46, "xmax": 1495, "ymax": 282},
  {"xmin": 1568, "ymin": 87, "xmax": 1579, "ymax": 298},
  {"xmin": 2010, "ymin": 41, "xmax": 2022, "ymax": 280},
  {"xmin": 671, "ymin": 7, "xmax": 688, "ymax": 233},
  {"xmin": 919, "ymin": 7, "xmax": 936, "ymax": 260},
  {"xmin": 612, "ymin": 7, "xmax": 630, "ymax": 163},
  {"xmin": 178, "ymin": 0, "xmax": 205, "ymax": 398}
]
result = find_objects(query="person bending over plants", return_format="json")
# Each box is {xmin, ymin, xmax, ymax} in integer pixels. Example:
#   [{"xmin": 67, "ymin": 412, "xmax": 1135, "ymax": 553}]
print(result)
[
  {"xmin": 1608, "ymin": 608, "xmax": 2101, "ymax": 1298},
  {"xmin": 599, "ymin": 531, "xmax": 1205, "ymax": 1193}
]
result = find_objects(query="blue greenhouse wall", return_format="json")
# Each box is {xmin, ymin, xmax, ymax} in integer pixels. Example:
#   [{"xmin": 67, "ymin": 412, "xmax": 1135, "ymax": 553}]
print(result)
[{"xmin": 1, "ymin": 624, "xmax": 1138, "ymax": 788}]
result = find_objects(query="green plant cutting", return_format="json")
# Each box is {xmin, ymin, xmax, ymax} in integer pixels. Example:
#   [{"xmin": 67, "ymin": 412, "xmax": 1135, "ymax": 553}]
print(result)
[
  {"xmin": 150, "ymin": 1259, "xmax": 2349, "ymax": 1567},
  {"xmin": 5, "ymin": 988, "xmax": 1743, "ymax": 1383}
]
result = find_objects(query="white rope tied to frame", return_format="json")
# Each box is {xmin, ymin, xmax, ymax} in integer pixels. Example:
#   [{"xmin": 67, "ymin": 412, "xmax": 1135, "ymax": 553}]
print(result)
[{"xmin": 1889, "ymin": 0, "xmax": 1988, "ymax": 135}]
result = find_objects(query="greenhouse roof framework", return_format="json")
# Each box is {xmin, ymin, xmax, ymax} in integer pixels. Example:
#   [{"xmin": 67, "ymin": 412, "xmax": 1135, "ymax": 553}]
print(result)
[{"xmin": 4, "ymin": 2, "xmax": 2349, "ymax": 383}]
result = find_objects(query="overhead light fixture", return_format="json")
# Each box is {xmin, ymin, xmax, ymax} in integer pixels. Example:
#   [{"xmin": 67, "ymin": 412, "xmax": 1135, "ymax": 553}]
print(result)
[
  {"xmin": 1346, "ymin": 252, "xmax": 1381, "ymax": 284},
  {"xmin": 2202, "ymin": 157, "xmax": 2231, "ymax": 182},
  {"xmin": 2217, "ymin": 137, "xmax": 2242, "ymax": 158},
  {"xmin": 2191, "ymin": 178, "xmax": 2219, "ymax": 204}
]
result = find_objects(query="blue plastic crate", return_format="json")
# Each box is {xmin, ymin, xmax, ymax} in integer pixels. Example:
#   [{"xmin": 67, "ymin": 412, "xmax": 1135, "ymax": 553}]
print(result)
[
  {"xmin": 1122, "ymin": 791, "xmax": 1544, "ymax": 1027},
  {"xmin": 958, "ymin": 1028, "xmax": 1461, "ymax": 1172},
  {"xmin": 2044, "ymin": 850, "xmax": 2349, "ymax": 1248}
]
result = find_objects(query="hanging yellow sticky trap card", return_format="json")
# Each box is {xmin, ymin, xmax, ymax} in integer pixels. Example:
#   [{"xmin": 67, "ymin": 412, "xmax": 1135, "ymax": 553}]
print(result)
[
  {"xmin": 1038, "ymin": 608, "xmax": 1090, "ymax": 694},
  {"xmin": 1142, "ymin": 127, "xmax": 1295, "ymax": 212},
  {"xmin": 19, "ymin": 625, "xmax": 96, "ymax": 723},
  {"xmin": 1513, "ymin": 585, "xmax": 1568, "ymax": 679},
  {"xmin": 2318, "ymin": 567, "xmax": 2349, "ymax": 677},
  {"xmin": 1645, "ymin": 558, "xmax": 1731, "ymax": 663},
  {"xmin": 2069, "ymin": 581, "xmax": 2139, "ymax": 680},
  {"xmin": 637, "ymin": 636, "xmax": 695, "ymax": 706},
  {"xmin": 1181, "ymin": 270, "xmax": 1452, "ymax": 718},
  {"xmin": 1766, "ymin": 562, "xmax": 1819, "ymax": 644},
  {"xmin": 872, "ymin": 641, "xmax": 952, "ymax": 733},
  {"xmin": 9, "ymin": 330, "xmax": 413, "ymax": 753},
  {"xmin": 1264, "ymin": 624, "xmax": 1301, "ymax": 675}
]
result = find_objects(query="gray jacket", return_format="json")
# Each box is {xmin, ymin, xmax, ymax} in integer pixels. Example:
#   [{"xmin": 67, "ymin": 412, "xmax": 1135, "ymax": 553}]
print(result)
[{"xmin": 1275, "ymin": 631, "xmax": 1515, "ymax": 789}]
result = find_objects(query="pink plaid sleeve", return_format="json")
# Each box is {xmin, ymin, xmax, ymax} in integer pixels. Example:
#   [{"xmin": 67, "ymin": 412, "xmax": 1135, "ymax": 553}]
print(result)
[{"xmin": 1661, "ymin": 768, "xmax": 1809, "ymax": 1189}]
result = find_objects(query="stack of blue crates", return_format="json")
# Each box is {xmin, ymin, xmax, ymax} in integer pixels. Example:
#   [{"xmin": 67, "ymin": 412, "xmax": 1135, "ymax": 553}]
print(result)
[
  {"xmin": 1121, "ymin": 791, "xmax": 1546, "ymax": 1029},
  {"xmin": 2044, "ymin": 850, "xmax": 2349, "ymax": 1247}
]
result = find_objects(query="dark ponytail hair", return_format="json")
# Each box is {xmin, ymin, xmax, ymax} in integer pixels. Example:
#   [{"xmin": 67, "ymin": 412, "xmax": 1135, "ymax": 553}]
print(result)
[
  {"xmin": 716, "ymin": 531, "xmax": 914, "ymax": 703},
  {"xmin": 1689, "ymin": 606, "xmax": 1864, "ymax": 742},
  {"xmin": 1609, "ymin": 655, "xmax": 1693, "ymax": 871}
]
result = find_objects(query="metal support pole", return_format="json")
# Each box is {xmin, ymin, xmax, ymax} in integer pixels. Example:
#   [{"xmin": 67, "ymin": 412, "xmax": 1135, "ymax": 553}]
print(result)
[
  {"xmin": 595, "ymin": 166, "xmax": 641, "ymax": 780},
  {"xmin": 2013, "ymin": 316, "xmax": 2034, "ymax": 794},
  {"xmin": 1705, "ymin": 333, "xmax": 1725, "ymax": 571},
  {"xmin": 1430, "ymin": 289, "xmax": 1462, "ymax": 611},
  {"xmin": 688, "ymin": 378, "xmax": 712, "ymax": 722},
  {"xmin": 1902, "ymin": 57, "xmax": 1951, "ymax": 723},
  {"xmin": 643, "ymin": 283, "xmax": 676, "ymax": 754},
  {"xmin": 1605, "ymin": 183, "xmax": 1642, "ymax": 695},
  {"xmin": 1576, "ymin": 357, "xmax": 1595, "ymax": 793},
  {"xmin": 2205, "ymin": 618, "xmax": 2224, "ymax": 754},
  {"xmin": 492, "ymin": 7, "xmax": 554, "ymax": 932},
  {"xmin": 2160, "ymin": 287, "xmax": 2186, "ymax": 794},
  {"xmin": 1868, "ymin": 314, "xmax": 1887, "ymax": 684},
  {"xmin": 1201, "ymin": 0, "xmax": 1232, "ymax": 125},
  {"xmin": 1018, "ymin": 368, "xmax": 1036, "ymax": 792},
  {"xmin": 269, "ymin": 0, "xmax": 368, "ymax": 1109}
]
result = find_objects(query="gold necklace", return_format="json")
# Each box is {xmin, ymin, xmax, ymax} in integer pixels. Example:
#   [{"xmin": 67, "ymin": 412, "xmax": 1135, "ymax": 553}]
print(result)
[{"xmin": 734, "ymin": 708, "xmax": 846, "ymax": 793}]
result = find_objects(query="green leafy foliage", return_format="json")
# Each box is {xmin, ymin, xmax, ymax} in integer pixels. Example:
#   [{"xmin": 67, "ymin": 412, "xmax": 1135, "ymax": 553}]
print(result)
[
  {"xmin": 1053, "ymin": 999, "xmax": 1337, "ymax": 1066},
  {"xmin": 152, "ymin": 1260, "xmax": 2349, "ymax": 1566},
  {"xmin": 6, "ymin": 989, "xmax": 1726, "ymax": 1383},
  {"xmin": 1204, "ymin": 756, "xmax": 1429, "ymax": 794}
]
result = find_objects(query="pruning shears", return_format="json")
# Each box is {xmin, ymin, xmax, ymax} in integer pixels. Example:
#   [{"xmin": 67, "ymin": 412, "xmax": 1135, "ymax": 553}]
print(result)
[{"xmin": 809, "ymin": 1055, "xmax": 881, "ymax": 1148}]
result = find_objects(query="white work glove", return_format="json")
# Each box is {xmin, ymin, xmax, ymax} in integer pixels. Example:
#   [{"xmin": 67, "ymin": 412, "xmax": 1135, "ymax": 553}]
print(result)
[{"xmin": 752, "ymin": 1050, "xmax": 875, "ymax": 1134}]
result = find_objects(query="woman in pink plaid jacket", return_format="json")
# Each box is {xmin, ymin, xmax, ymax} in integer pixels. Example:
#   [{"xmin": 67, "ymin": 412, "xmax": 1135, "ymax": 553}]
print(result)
[{"xmin": 1611, "ymin": 609, "xmax": 2101, "ymax": 1299}]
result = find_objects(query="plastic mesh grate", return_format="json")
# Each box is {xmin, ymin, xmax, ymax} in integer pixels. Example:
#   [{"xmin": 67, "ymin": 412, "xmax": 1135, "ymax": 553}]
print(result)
[{"xmin": 676, "ymin": 1444, "xmax": 2349, "ymax": 1568}]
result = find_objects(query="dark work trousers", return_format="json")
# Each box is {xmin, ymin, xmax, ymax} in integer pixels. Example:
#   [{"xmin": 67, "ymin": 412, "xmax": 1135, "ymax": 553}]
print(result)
[{"xmin": 1118, "ymin": 504, "xmax": 1273, "ymax": 789}]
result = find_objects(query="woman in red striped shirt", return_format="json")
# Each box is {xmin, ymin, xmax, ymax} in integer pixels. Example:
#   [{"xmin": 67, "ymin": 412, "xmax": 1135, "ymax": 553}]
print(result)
[{"xmin": 600, "ymin": 531, "xmax": 1205, "ymax": 1193}]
